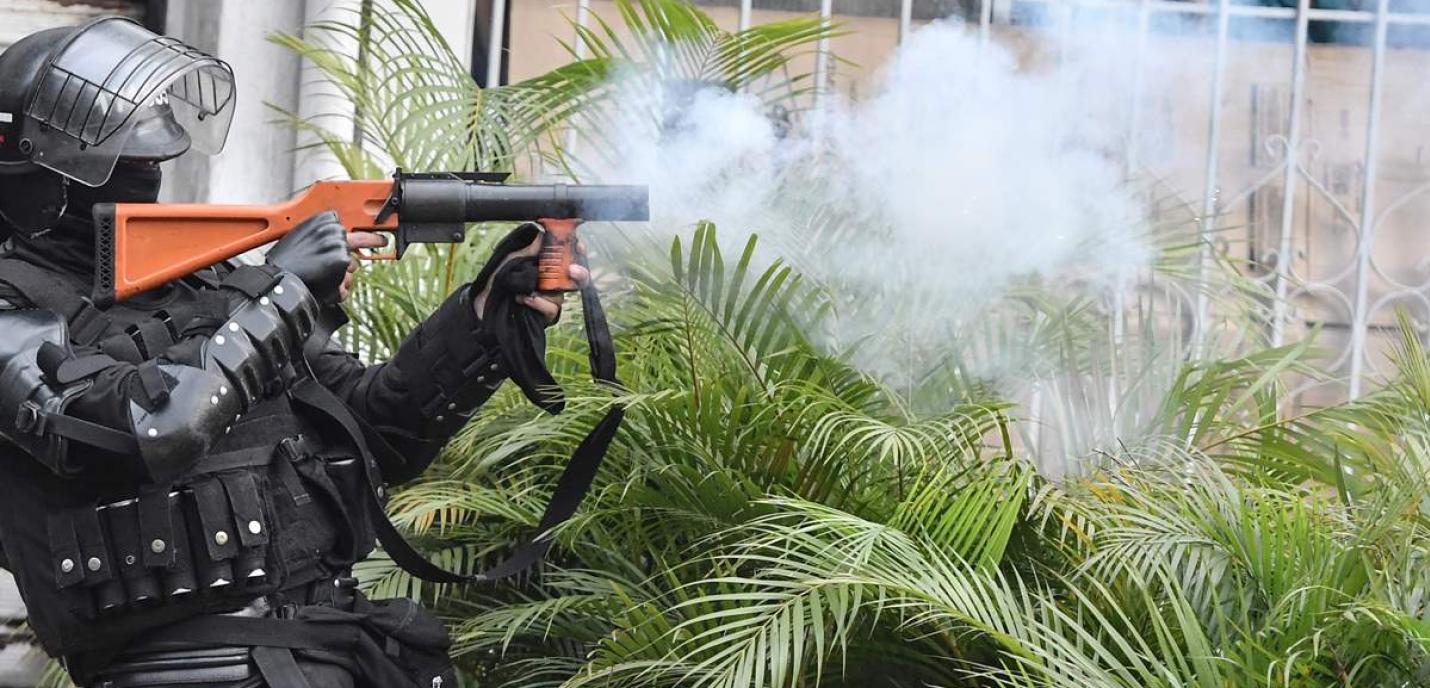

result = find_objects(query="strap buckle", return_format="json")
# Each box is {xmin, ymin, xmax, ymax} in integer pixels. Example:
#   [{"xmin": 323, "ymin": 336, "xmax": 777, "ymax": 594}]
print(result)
[
  {"xmin": 14, "ymin": 401, "xmax": 44, "ymax": 435},
  {"xmin": 276, "ymin": 435, "xmax": 306, "ymax": 462}
]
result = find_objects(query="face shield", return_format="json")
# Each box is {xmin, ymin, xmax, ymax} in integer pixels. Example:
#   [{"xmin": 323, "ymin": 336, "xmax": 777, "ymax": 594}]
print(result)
[{"xmin": 21, "ymin": 17, "xmax": 235, "ymax": 187}]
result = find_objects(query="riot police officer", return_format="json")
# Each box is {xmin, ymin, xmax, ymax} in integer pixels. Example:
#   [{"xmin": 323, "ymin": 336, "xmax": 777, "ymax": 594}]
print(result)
[{"xmin": 0, "ymin": 17, "xmax": 578, "ymax": 687}]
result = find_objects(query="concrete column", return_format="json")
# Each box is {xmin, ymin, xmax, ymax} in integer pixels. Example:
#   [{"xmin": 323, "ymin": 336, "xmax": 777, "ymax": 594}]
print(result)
[
  {"xmin": 162, "ymin": 0, "xmax": 307, "ymax": 203},
  {"xmin": 160, "ymin": 0, "xmax": 474, "ymax": 201},
  {"xmin": 293, "ymin": 0, "xmax": 361, "ymax": 188},
  {"xmin": 0, "ymin": 0, "xmax": 141, "ymax": 49},
  {"xmin": 423, "ymin": 0, "xmax": 477, "ymax": 66}
]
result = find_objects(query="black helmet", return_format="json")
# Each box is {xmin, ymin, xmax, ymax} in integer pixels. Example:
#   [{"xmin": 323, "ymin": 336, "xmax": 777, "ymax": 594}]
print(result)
[{"xmin": 0, "ymin": 17, "xmax": 235, "ymax": 234}]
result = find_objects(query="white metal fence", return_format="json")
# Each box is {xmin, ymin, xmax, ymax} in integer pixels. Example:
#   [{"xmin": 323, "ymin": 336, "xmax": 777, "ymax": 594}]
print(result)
[
  {"xmin": 984, "ymin": 0, "xmax": 1430, "ymax": 403},
  {"xmin": 499, "ymin": 0, "xmax": 1429, "ymax": 402}
]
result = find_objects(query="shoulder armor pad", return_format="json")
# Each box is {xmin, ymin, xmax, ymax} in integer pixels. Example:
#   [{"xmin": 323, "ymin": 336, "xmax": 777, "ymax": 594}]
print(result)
[
  {"xmin": 0, "ymin": 310, "xmax": 76, "ymax": 466},
  {"xmin": 0, "ymin": 309, "xmax": 66, "ymax": 360}
]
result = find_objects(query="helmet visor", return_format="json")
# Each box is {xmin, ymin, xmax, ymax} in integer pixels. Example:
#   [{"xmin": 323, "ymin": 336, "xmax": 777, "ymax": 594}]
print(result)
[{"xmin": 22, "ymin": 17, "xmax": 234, "ymax": 186}]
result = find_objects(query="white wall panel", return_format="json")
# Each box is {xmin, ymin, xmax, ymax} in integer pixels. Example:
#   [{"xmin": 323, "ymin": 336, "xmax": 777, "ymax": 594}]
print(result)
[
  {"xmin": 163, "ymin": 0, "xmax": 305, "ymax": 204},
  {"xmin": 422, "ymin": 0, "xmax": 477, "ymax": 67}
]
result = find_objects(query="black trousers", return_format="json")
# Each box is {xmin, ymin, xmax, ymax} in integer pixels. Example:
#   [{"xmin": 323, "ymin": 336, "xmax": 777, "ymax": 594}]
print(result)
[{"xmin": 86, "ymin": 581, "xmax": 451, "ymax": 688}]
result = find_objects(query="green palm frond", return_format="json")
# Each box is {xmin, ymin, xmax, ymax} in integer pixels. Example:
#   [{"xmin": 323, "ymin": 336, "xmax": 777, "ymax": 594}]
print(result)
[{"xmin": 603, "ymin": 496, "xmax": 1221, "ymax": 688}]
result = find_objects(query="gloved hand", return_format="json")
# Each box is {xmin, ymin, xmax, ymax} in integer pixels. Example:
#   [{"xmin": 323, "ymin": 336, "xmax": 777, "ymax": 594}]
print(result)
[
  {"xmin": 472, "ymin": 223, "xmax": 588, "ymax": 324},
  {"xmin": 265, "ymin": 211, "xmax": 352, "ymax": 305},
  {"xmin": 471, "ymin": 223, "xmax": 590, "ymax": 413}
]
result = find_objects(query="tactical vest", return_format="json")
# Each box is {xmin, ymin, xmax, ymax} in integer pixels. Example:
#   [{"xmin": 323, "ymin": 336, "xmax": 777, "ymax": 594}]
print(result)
[{"xmin": 0, "ymin": 256, "xmax": 377, "ymax": 659}]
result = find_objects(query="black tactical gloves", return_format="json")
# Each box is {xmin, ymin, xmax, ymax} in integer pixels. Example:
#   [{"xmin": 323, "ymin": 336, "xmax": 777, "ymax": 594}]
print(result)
[
  {"xmin": 471, "ymin": 223, "xmax": 565, "ymax": 413},
  {"xmin": 472, "ymin": 222, "xmax": 545, "ymax": 322},
  {"xmin": 265, "ymin": 211, "xmax": 351, "ymax": 306}
]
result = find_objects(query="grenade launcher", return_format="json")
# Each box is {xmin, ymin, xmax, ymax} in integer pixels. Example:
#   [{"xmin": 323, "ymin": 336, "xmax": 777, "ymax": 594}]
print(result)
[{"xmin": 90, "ymin": 170, "xmax": 650, "ymax": 306}]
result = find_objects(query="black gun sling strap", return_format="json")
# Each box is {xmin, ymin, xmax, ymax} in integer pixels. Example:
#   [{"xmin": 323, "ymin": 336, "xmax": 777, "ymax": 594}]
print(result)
[{"xmin": 294, "ymin": 279, "xmax": 622, "ymax": 584}]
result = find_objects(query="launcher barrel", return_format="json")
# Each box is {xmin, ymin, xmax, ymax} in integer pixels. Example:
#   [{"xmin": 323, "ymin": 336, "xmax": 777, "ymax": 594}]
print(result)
[{"xmin": 399, "ymin": 180, "xmax": 650, "ymax": 223}]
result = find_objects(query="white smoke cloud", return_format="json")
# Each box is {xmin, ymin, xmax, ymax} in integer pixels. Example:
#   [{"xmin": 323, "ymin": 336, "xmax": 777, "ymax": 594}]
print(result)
[{"xmin": 580, "ymin": 21, "xmax": 1151, "ymax": 387}]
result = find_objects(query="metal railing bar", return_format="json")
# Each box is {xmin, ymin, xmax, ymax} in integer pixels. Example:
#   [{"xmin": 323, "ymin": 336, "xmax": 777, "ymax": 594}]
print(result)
[
  {"xmin": 1125, "ymin": 0, "xmax": 1150, "ymax": 178},
  {"xmin": 1386, "ymin": 12, "xmax": 1430, "ymax": 26},
  {"xmin": 563, "ymin": 0, "xmax": 591, "ymax": 156},
  {"xmin": 574, "ymin": 0, "xmax": 591, "ymax": 58},
  {"xmin": 814, "ymin": 0, "xmax": 833, "ymax": 105},
  {"xmin": 899, "ymin": 0, "xmax": 912, "ymax": 45},
  {"xmin": 980, "ymin": 0, "xmax": 993, "ymax": 47},
  {"xmin": 1195, "ymin": 0, "xmax": 1230, "ymax": 356},
  {"xmin": 1271, "ymin": 0, "xmax": 1311, "ymax": 347},
  {"xmin": 485, "ymin": 0, "xmax": 507, "ymax": 90},
  {"xmin": 1013, "ymin": 0, "xmax": 1430, "ymax": 25}
]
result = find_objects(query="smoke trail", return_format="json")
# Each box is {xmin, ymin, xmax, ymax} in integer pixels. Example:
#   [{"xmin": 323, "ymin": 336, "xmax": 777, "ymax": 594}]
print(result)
[{"xmin": 581, "ymin": 20, "xmax": 1151, "ymax": 388}]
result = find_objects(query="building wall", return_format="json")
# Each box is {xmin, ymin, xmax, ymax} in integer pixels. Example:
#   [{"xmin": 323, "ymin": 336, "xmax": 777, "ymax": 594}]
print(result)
[
  {"xmin": 507, "ymin": 1, "xmax": 906, "ymax": 91},
  {"xmin": 0, "ymin": 0, "xmax": 143, "ymax": 48}
]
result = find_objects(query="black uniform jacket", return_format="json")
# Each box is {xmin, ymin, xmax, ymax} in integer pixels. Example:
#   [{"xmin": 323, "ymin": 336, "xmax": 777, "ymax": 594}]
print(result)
[{"xmin": 0, "ymin": 235, "xmax": 505, "ymax": 670}]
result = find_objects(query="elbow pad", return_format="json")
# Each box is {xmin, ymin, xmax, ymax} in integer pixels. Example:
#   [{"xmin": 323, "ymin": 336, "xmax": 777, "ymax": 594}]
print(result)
[
  {"xmin": 201, "ymin": 267, "xmax": 322, "ymax": 408},
  {"xmin": 130, "ymin": 268, "xmax": 322, "ymax": 481}
]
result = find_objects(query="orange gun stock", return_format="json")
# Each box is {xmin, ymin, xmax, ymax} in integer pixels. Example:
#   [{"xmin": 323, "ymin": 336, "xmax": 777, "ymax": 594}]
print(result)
[{"xmin": 92, "ymin": 171, "xmax": 650, "ymax": 306}]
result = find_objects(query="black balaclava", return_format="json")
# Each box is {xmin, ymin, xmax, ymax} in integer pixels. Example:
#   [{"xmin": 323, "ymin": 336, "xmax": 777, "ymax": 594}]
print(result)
[{"xmin": 9, "ymin": 160, "xmax": 162, "ymax": 278}]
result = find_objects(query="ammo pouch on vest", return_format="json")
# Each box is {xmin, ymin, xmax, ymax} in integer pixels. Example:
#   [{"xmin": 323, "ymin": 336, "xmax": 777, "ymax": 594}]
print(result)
[
  {"xmin": 46, "ymin": 470, "xmax": 279, "ymax": 620},
  {"xmin": 40, "ymin": 407, "xmax": 364, "ymax": 632},
  {"xmin": 276, "ymin": 433, "xmax": 376, "ymax": 568}
]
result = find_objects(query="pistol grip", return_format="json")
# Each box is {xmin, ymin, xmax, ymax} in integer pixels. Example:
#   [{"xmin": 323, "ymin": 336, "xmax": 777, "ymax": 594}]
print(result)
[{"xmin": 537, "ymin": 218, "xmax": 583, "ymax": 293}]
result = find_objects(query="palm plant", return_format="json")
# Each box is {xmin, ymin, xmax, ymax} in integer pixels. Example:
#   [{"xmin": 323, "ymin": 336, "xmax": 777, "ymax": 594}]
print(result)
[{"xmin": 274, "ymin": 2, "xmax": 1430, "ymax": 687}]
